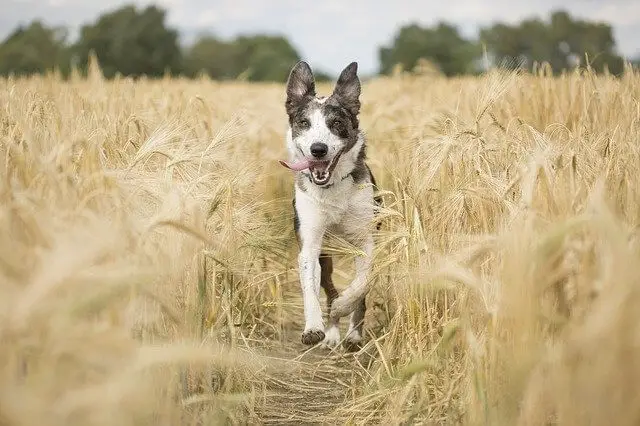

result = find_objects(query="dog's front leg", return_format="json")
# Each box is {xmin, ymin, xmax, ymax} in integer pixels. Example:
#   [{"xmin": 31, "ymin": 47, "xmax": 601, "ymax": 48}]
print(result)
[
  {"xmin": 331, "ymin": 234, "xmax": 374, "ymax": 350},
  {"xmin": 298, "ymin": 234, "xmax": 325, "ymax": 345},
  {"xmin": 295, "ymin": 196, "xmax": 327, "ymax": 345}
]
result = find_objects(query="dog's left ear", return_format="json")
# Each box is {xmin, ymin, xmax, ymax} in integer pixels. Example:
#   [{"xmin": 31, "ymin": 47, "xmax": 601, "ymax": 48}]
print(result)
[{"xmin": 333, "ymin": 62, "xmax": 361, "ymax": 116}]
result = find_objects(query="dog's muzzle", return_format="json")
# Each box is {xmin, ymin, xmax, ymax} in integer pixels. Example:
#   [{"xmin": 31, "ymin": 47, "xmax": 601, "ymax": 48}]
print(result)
[{"xmin": 279, "ymin": 149, "xmax": 343, "ymax": 186}]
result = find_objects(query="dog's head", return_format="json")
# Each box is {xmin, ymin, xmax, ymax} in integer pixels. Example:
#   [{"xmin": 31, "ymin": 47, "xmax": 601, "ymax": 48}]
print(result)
[{"xmin": 281, "ymin": 61, "xmax": 361, "ymax": 187}]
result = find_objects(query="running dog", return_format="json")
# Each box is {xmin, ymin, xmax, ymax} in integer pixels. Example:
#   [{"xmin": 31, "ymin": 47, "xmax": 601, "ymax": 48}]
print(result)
[{"xmin": 279, "ymin": 60, "xmax": 381, "ymax": 350}]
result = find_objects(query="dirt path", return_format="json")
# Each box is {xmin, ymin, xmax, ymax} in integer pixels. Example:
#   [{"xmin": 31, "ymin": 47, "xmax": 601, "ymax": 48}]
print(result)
[
  {"xmin": 240, "ymin": 265, "xmax": 384, "ymax": 424},
  {"xmin": 251, "ymin": 341, "xmax": 359, "ymax": 424},
  {"xmin": 246, "ymin": 318, "xmax": 378, "ymax": 425}
]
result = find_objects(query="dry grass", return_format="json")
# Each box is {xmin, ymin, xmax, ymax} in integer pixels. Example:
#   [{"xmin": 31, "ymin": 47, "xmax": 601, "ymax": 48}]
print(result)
[{"xmin": 1, "ymin": 58, "xmax": 640, "ymax": 425}]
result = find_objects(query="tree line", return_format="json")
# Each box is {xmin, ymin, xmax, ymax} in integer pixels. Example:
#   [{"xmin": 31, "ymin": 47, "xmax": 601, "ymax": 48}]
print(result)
[{"xmin": 0, "ymin": 4, "xmax": 637, "ymax": 81}]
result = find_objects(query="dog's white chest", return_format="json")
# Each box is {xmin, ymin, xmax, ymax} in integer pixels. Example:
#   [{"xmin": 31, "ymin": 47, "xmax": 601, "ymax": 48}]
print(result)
[{"xmin": 296, "ymin": 178, "xmax": 374, "ymax": 238}]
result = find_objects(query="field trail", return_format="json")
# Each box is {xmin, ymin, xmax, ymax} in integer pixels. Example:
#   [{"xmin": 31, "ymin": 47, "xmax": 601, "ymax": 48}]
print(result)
[
  {"xmin": 252, "ymin": 339, "xmax": 363, "ymax": 424},
  {"xmin": 245, "ymin": 277, "xmax": 377, "ymax": 424}
]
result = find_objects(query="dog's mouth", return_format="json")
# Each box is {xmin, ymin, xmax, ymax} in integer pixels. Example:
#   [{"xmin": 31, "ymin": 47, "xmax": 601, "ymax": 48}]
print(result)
[
  {"xmin": 308, "ymin": 160, "xmax": 333, "ymax": 185},
  {"xmin": 279, "ymin": 152, "xmax": 343, "ymax": 186}
]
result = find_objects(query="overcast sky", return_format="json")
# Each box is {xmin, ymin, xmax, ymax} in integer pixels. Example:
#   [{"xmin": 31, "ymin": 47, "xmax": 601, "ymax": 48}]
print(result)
[{"xmin": 3, "ymin": 0, "xmax": 640, "ymax": 76}]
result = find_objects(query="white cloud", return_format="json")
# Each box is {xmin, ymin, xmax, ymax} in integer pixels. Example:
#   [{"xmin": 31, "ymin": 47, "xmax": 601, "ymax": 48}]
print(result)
[{"xmin": 589, "ymin": 2, "xmax": 640, "ymax": 26}]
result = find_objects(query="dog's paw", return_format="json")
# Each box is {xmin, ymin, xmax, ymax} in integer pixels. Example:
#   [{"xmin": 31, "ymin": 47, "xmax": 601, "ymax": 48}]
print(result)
[
  {"xmin": 301, "ymin": 328, "xmax": 325, "ymax": 345},
  {"xmin": 321, "ymin": 326, "xmax": 341, "ymax": 348},
  {"xmin": 343, "ymin": 330, "xmax": 363, "ymax": 352},
  {"xmin": 329, "ymin": 296, "xmax": 355, "ymax": 321}
]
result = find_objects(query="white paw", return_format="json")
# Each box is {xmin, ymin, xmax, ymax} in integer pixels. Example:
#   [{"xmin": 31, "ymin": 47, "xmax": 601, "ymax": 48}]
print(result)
[
  {"xmin": 330, "ymin": 296, "xmax": 352, "ymax": 320},
  {"xmin": 322, "ymin": 326, "xmax": 341, "ymax": 348}
]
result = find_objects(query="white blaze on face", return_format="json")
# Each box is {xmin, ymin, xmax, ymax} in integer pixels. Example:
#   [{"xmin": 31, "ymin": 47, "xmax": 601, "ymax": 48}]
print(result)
[{"xmin": 297, "ymin": 106, "xmax": 344, "ymax": 159}]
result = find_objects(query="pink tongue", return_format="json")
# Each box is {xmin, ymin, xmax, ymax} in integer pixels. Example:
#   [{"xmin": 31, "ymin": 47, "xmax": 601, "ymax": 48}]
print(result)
[{"xmin": 279, "ymin": 159, "xmax": 311, "ymax": 171}]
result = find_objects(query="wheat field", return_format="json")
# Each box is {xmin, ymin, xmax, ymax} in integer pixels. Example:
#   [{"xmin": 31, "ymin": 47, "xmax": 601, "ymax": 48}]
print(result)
[{"xmin": 1, "ymin": 58, "xmax": 640, "ymax": 426}]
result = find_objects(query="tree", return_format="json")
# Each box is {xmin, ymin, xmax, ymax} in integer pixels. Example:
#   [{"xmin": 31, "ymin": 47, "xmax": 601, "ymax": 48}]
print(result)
[
  {"xmin": 184, "ymin": 33, "xmax": 302, "ymax": 82},
  {"xmin": 480, "ymin": 10, "xmax": 625, "ymax": 75},
  {"xmin": 184, "ymin": 35, "xmax": 238, "ymax": 79},
  {"xmin": 0, "ymin": 21, "xmax": 70, "ymax": 77},
  {"xmin": 73, "ymin": 4, "xmax": 182, "ymax": 78},
  {"xmin": 233, "ymin": 35, "xmax": 301, "ymax": 82},
  {"xmin": 379, "ymin": 22, "xmax": 481, "ymax": 76}
]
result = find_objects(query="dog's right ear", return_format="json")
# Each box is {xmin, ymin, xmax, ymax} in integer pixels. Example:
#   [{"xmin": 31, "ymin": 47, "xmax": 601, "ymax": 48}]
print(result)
[{"xmin": 286, "ymin": 61, "xmax": 315, "ymax": 113}]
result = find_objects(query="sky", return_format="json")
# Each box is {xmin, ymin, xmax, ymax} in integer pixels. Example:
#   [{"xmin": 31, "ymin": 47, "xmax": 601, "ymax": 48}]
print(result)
[{"xmin": 2, "ymin": 0, "xmax": 640, "ymax": 76}]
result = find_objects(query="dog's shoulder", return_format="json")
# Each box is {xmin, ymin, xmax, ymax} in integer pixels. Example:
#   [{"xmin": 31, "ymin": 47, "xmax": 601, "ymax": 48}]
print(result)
[
  {"xmin": 365, "ymin": 163, "xmax": 383, "ymax": 208},
  {"xmin": 348, "ymin": 132, "xmax": 382, "ymax": 208}
]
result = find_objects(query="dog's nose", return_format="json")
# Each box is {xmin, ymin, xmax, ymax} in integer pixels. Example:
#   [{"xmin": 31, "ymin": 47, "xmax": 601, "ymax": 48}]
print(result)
[{"xmin": 310, "ymin": 142, "xmax": 328, "ymax": 158}]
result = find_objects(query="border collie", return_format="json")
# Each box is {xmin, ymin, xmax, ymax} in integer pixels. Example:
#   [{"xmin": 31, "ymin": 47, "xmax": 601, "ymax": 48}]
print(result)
[{"xmin": 279, "ymin": 61, "xmax": 381, "ymax": 351}]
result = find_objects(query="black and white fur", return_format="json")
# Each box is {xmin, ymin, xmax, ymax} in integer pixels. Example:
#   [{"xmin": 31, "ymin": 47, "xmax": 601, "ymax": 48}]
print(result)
[{"xmin": 283, "ymin": 61, "xmax": 381, "ymax": 350}]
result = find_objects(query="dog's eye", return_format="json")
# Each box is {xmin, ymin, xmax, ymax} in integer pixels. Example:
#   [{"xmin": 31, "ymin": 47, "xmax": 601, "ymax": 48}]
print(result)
[
  {"xmin": 297, "ymin": 119, "xmax": 310, "ymax": 128},
  {"xmin": 330, "ymin": 119, "xmax": 344, "ymax": 131}
]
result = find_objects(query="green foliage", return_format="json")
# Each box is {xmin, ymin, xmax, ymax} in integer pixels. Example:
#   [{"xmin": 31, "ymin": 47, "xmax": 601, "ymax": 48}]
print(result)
[
  {"xmin": 0, "ymin": 6, "xmax": 633, "ymax": 80},
  {"xmin": 184, "ymin": 36, "xmax": 236, "ymax": 80},
  {"xmin": 0, "ymin": 21, "xmax": 70, "ymax": 77},
  {"xmin": 73, "ymin": 4, "xmax": 182, "ymax": 78},
  {"xmin": 480, "ymin": 10, "xmax": 625, "ymax": 75},
  {"xmin": 379, "ymin": 22, "xmax": 481, "ymax": 76},
  {"xmin": 184, "ymin": 33, "xmax": 302, "ymax": 82}
]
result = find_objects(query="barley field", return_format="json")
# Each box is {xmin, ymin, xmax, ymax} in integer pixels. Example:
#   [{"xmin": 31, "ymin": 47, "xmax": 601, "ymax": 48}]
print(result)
[{"xmin": 1, "ymin": 58, "xmax": 640, "ymax": 426}]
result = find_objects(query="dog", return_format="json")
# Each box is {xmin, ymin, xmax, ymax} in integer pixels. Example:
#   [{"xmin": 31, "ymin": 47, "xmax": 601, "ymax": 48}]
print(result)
[{"xmin": 279, "ymin": 60, "xmax": 382, "ymax": 350}]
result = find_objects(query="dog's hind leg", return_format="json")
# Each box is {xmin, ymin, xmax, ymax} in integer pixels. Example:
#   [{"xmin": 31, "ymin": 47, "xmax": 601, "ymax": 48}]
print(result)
[
  {"xmin": 344, "ymin": 297, "xmax": 366, "ymax": 351},
  {"xmin": 319, "ymin": 254, "xmax": 341, "ymax": 348}
]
